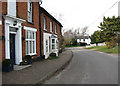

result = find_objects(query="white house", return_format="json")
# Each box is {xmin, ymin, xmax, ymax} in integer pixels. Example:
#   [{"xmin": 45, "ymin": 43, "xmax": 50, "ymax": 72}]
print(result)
[{"xmin": 76, "ymin": 36, "xmax": 91, "ymax": 45}]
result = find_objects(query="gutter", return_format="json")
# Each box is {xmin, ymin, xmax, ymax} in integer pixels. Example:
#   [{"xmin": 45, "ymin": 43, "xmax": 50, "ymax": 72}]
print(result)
[{"xmin": 39, "ymin": 4, "xmax": 42, "ymax": 60}]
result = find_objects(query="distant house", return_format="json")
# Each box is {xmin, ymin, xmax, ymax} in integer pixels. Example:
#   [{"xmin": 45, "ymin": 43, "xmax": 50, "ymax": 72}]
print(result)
[{"xmin": 75, "ymin": 36, "xmax": 91, "ymax": 45}]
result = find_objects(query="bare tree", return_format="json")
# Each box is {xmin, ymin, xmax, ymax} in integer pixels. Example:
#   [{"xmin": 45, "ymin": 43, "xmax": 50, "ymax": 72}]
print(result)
[{"xmin": 81, "ymin": 26, "xmax": 89, "ymax": 36}]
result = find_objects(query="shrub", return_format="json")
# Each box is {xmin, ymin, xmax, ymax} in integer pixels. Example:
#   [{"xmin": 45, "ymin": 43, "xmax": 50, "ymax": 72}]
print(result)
[
  {"xmin": 105, "ymin": 38, "xmax": 117, "ymax": 49},
  {"xmin": 50, "ymin": 53, "xmax": 56, "ymax": 57},
  {"xmin": 2, "ymin": 59, "xmax": 12, "ymax": 66},
  {"xmin": 24, "ymin": 55, "xmax": 32, "ymax": 61},
  {"xmin": 19, "ymin": 61, "xmax": 28, "ymax": 65}
]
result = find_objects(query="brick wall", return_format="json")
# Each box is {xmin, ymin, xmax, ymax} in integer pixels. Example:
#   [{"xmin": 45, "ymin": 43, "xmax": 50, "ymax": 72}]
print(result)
[
  {"xmin": 41, "ymin": 12, "xmax": 62, "ymax": 56},
  {"xmin": 1, "ymin": 1, "xmax": 62, "ymax": 61},
  {"xmin": 1, "ymin": 2, "xmax": 7, "ymax": 60},
  {"xmin": 17, "ymin": 2, "xmax": 40, "ymax": 59}
]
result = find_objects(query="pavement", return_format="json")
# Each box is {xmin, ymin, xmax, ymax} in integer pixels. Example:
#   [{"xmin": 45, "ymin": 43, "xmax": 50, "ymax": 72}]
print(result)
[
  {"xmin": 45, "ymin": 48, "xmax": 118, "ymax": 84},
  {"xmin": 2, "ymin": 50, "xmax": 73, "ymax": 84}
]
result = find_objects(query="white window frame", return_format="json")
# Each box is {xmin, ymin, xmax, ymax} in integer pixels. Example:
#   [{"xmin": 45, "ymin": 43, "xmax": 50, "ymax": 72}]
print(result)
[
  {"xmin": 24, "ymin": 26, "xmax": 37, "ymax": 56},
  {"xmin": 44, "ymin": 17, "xmax": 47, "ymax": 31},
  {"xmin": 50, "ymin": 21, "xmax": 53, "ymax": 33},
  {"xmin": 28, "ymin": 0, "xmax": 33, "ymax": 23},
  {"xmin": 55, "ymin": 24, "xmax": 57, "ymax": 34}
]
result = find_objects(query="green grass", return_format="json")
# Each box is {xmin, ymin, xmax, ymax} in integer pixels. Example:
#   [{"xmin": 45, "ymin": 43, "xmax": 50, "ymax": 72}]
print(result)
[
  {"xmin": 47, "ymin": 56, "xmax": 59, "ymax": 60},
  {"xmin": 86, "ymin": 45, "xmax": 120, "ymax": 54}
]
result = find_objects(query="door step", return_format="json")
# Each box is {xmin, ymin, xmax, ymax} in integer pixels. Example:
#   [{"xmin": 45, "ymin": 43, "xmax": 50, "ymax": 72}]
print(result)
[{"xmin": 14, "ymin": 65, "xmax": 32, "ymax": 71}]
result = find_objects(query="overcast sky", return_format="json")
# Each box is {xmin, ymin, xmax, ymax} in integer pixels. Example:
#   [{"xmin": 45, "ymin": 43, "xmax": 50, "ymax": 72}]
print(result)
[{"xmin": 41, "ymin": 0, "xmax": 119, "ymax": 35}]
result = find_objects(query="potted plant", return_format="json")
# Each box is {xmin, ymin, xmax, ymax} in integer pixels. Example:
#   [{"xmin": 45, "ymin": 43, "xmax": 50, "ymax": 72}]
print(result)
[
  {"xmin": 2, "ymin": 59, "xmax": 13, "ymax": 72},
  {"xmin": 50, "ymin": 53, "xmax": 56, "ymax": 57},
  {"xmin": 24, "ymin": 55, "xmax": 32, "ymax": 64},
  {"xmin": 19, "ymin": 61, "xmax": 28, "ymax": 65}
]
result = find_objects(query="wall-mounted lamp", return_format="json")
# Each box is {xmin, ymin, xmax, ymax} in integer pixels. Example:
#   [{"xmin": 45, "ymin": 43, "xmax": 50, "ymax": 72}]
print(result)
[
  {"xmin": 13, "ymin": 21, "xmax": 17, "ymax": 26},
  {"xmin": 39, "ymin": 0, "xmax": 42, "ymax": 5}
]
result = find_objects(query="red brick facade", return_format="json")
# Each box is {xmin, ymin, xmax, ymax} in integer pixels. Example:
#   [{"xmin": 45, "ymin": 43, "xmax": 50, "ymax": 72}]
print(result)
[
  {"xmin": 17, "ymin": 2, "xmax": 40, "ymax": 59},
  {"xmin": 1, "ymin": 1, "xmax": 62, "ymax": 63},
  {"xmin": 40, "ymin": 7, "xmax": 62, "ymax": 56}
]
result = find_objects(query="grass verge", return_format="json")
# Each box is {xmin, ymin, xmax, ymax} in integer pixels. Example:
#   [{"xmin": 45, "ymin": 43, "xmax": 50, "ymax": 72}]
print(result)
[
  {"xmin": 65, "ymin": 45, "xmax": 81, "ymax": 47},
  {"xmin": 86, "ymin": 45, "xmax": 120, "ymax": 54},
  {"xmin": 47, "ymin": 56, "xmax": 59, "ymax": 60}
]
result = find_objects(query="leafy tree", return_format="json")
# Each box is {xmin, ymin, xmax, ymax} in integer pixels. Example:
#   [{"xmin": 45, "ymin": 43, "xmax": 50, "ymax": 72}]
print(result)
[
  {"xmin": 90, "ymin": 30, "xmax": 104, "ymax": 46},
  {"xmin": 98, "ymin": 16, "xmax": 120, "ymax": 48}
]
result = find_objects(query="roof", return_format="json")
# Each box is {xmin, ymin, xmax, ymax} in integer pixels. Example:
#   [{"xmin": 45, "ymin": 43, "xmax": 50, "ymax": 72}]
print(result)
[
  {"xmin": 40, "ymin": 7, "xmax": 63, "ymax": 27},
  {"xmin": 75, "ymin": 36, "xmax": 90, "ymax": 39}
]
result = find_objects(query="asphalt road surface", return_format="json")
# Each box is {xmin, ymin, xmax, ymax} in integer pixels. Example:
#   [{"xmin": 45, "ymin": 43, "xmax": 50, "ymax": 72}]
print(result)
[{"xmin": 44, "ymin": 47, "xmax": 118, "ymax": 84}]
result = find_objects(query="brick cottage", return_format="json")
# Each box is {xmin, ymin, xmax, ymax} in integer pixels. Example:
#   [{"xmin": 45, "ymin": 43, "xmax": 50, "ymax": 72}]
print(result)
[{"xmin": 1, "ymin": 0, "xmax": 62, "ymax": 66}]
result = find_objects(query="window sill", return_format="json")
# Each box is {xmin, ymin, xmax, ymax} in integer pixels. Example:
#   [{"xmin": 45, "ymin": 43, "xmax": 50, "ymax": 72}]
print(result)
[
  {"xmin": 44, "ymin": 29, "xmax": 47, "ymax": 32},
  {"xmin": 27, "ymin": 21, "xmax": 34, "ymax": 25},
  {"xmin": 26, "ymin": 53, "xmax": 37, "ymax": 56},
  {"xmin": 50, "ymin": 32, "xmax": 53, "ymax": 34}
]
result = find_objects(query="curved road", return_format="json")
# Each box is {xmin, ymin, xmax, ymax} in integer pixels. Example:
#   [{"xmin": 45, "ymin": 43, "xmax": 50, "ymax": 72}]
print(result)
[{"xmin": 45, "ymin": 47, "xmax": 118, "ymax": 84}]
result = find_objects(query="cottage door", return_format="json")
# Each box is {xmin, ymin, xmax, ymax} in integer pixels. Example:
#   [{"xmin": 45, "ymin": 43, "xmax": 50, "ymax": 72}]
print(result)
[{"xmin": 10, "ymin": 34, "xmax": 16, "ymax": 65}]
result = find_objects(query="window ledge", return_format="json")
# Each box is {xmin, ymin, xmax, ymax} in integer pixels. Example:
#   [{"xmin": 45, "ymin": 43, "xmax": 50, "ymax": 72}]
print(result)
[
  {"xmin": 26, "ymin": 53, "xmax": 37, "ymax": 56},
  {"xmin": 28, "ymin": 21, "xmax": 34, "ymax": 25},
  {"xmin": 44, "ymin": 29, "xmax": 47, "ymax": 32},
  {"xmin": 50, "ymin": 32, "xmax": 53, "ymax": 34}
]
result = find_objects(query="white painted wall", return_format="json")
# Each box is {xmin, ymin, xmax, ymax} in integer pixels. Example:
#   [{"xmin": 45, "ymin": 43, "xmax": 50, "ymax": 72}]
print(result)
[
  {"xmin": 77, "ymin": 38, "xmax": 91, "ymax": 45},
  {"xmin": 44, "ymin": 33, "xmax": 51, "ymax": 59},
  {"xmin": 43, "ymin": 33, "xmax": 58, "ymax": 59},
  {"xmin": 7, "ymin": 0, "xmax": 16, "ymax": 17},
  {"xmin": 4, "ymin": 15, "xmax": 25, "ymax": 64}
]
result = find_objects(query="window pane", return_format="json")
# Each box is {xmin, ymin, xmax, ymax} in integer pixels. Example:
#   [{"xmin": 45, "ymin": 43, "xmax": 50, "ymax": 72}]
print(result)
[
  {"xmin": 31, "ymin": 32, "xmax": 33, "ymax": 39},
  {"xmin": 52, "ymin": 39, "xmax": 55, "ymax": 43},
  {"xmin": 30, "ymin": 41, "xmax": 32, "ymax": 53},
  {"xmin": 46, "ymin": 40, "xmax": 48, "ymax": 52},
  {"xmin": 44, "ymin": 17, "xmax": 46, "ymax": 29},
  {"xmin": 50, "ymin": 22, "xmax": 52, "ymax": 32},
  {"xmin": 26, "ymin": 41, "xmax": 28, "ymax": 54},
  {"xmin": 26, "ymin": 31, "xmax": 28, "ymax": 39},
  {"xmin": 9, "ymin": 27, "xmax": 17, "ymax": 32},
  {"xmin": 52, "ymin": 44, "xmax": 55, "ymax": 49},
  {"xmin": 33, "ymin": 41, "xmax": 35, "ymax": 53},
  {"xmin": 28, "ymin": 1, "xmax": 32, "ymax": 22},
  {"xmin": 33, "ymin": 32, "xmax": 34, "ymax": 39},
  {"xmin": 55, "ymin": 25, "xmax": 57, "ymax": 33}
]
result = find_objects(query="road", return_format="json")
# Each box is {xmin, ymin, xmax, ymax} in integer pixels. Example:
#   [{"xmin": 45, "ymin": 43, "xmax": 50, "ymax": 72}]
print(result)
[{"xmin": 44, "ymin": 47, "xmax": 118, "ymax": 84}]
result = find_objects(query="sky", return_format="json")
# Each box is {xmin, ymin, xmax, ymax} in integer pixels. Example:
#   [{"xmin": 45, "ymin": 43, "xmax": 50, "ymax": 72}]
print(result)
[{"xmin": 41, "ymin": 0, "xmax": 119, "ymax": 35}]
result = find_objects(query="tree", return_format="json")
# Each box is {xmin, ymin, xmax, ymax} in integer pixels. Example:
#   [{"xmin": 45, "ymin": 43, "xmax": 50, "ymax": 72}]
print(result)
[
  {"xmin": 90, "ymin": 30, "xmax": 104, "ymax": 46},
  {"xmin": 63, "ymin": 29, "xmax": 74, "ymax": 46},
  {"xmin": 98, "ymin": 16, "xmax": 120, "ymax": 48},
  {"xmin": 81, "ymin": 26, "xmax": 89, "ymax": 36}
]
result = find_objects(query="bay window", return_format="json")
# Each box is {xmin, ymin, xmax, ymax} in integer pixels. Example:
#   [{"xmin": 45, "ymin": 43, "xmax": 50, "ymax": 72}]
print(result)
[
  {"xmin": 51, "ymin": 38, "xmax": 58, "ymax": 50},
  {"xmin": 46, "ymin": 40, "xmax": 49, "ymax": 52}
]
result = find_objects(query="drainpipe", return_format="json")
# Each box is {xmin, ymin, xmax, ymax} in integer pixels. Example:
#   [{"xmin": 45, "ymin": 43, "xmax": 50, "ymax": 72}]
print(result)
[{"xmin": 39, "ymin": 4, "xmax": 42, "ymax": 60}]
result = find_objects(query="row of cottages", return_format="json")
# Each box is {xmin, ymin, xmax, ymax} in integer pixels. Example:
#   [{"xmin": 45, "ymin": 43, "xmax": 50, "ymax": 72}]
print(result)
[{"xmin": 1, "ymin": 0, "xmax": 62, "ymax": 65}]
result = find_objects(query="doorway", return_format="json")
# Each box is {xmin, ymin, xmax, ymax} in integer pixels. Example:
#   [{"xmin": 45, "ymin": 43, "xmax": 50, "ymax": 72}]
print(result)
[{"xmin": 10, "ymin": 34, "xmax": 16, "ymax": 65}]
